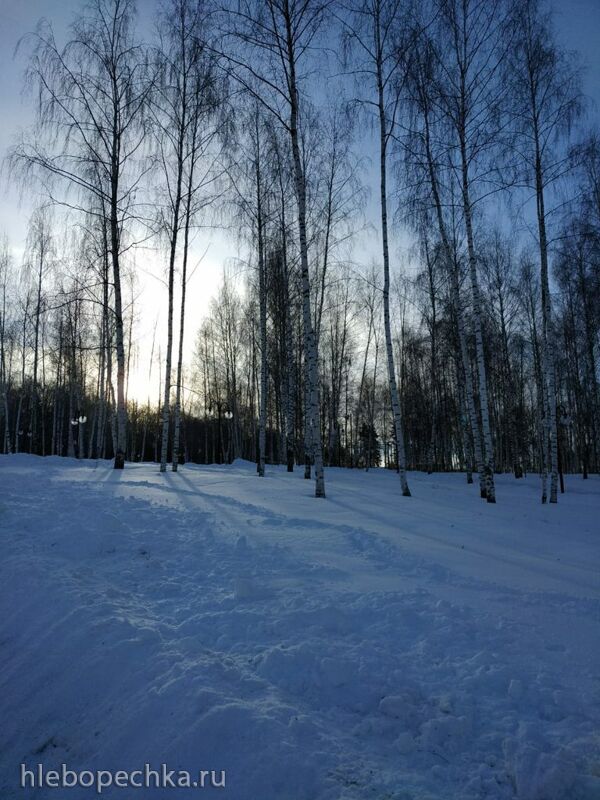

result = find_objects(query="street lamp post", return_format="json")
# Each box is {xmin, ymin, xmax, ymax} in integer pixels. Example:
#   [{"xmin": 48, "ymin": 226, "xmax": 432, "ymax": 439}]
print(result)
[
  {"xmin": 223, "ymin": 409, "xmax": 233, "ymax": 464},
  {"xmin": 71, "ymin": 414, "xmax": 87, "ymax": 459}
]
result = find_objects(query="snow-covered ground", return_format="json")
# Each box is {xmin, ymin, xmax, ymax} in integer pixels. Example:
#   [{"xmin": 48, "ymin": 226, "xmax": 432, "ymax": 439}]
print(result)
[{"xmin": 1, "ymin": 455, "xmax": 599, "ymax": 799}]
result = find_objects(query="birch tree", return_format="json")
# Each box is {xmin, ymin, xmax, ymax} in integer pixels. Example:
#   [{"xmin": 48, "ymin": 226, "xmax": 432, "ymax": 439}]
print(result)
[
  {"xmin": 221, "ymin": 0, "xmax": 328, "ymax": 497},
  {"xmin": 253, "ymin": 112, "xmax": 268, "ymax": 477},
  {"xmin": 0, "ymin": 241, "xmax": 14, "ymax": 454},
  {"xmin": 13, "ymin": 0, "xmax": 152, "ymax": 468},
  {"xmin": 342, "ymin": 0, "xmax": 412, "ymax": 495},
  {"xmin": 508, "ymin": 0, "xmax": 581, "ymax": 502},
  {"xmin": 172, "ymin": 40, "xmax": 222, "ymax": 471},
  {"xmin": 154, "ymin": 0, "xmax": 220, "ymax": 472},
  {"xmin": 427, "ymin": 0, "xmax": 516, "ymax": 502},
  {"xmin": 405, "ymin": 38, "xmax": 486, "ymax": 491},
  {"xmin": 269, "ymin": 128, "xmax": 297, "ymax": 472},
  {"xmin": 24, "ymin": 208, "xmax": 53, "ymax": 454}
]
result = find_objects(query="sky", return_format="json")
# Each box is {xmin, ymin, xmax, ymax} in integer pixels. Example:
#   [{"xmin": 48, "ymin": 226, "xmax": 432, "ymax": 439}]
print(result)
[{"xmin": 0, "ymin": 0, "xmax": 599, "ymax": 402}]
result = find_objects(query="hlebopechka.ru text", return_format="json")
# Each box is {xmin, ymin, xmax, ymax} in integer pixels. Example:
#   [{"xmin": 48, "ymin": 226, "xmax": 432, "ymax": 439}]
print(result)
[{"xmin": 20, "ymin": 763, "xmax": 226, "ymax": 793}]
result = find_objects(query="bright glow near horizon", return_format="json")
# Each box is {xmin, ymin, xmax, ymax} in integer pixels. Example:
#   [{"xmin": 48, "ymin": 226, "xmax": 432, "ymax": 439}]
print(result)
[{"xmin": 125, "ymin": 233, "xmax": 243, "ymax": 404}]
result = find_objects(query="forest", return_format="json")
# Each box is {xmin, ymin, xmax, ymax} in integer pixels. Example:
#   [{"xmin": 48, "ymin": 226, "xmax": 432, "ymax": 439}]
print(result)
[{"xmin": 1, "ymin": 0, "xmax": 599, "ymax": 504}]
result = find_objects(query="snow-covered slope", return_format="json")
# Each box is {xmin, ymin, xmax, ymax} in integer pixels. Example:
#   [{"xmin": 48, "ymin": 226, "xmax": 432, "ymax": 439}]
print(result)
[{"xmin": 1, "ymin": 455, "xmax": 599, "ymax": 799}]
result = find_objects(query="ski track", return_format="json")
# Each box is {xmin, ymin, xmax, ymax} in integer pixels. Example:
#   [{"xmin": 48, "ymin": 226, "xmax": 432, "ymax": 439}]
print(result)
[{"xmin": 1, "ymin": 455, "xmax": 600, "ymax": 800}]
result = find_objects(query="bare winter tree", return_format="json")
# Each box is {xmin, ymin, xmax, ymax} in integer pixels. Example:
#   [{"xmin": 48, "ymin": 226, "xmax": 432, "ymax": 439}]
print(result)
[
  {"xmin": 23, "ymin": 207, "xmax": 54, "ymax": 454},
  {"xmin": 247, "ymin": 108, "xmax": 269, "ymax": 476},
  {"xmin": 0, "ymin": 239, "xmax": 14, "ymax": 455},
  {"xmin": 224, "ymin": 103, "xmax": 277, "ymax": 476},
  {"xmin": 220, "ymin": 0, "xmax": 329, "ymax": 497},
  {"xmin": 153, "ymin": 0, "xmax": 221, "ymax": 473},
  {"xmin": 172, "ymin": 33, "xmax": 223, "ymax": 472},
  {"xmin": 341, "ymin": 0, "xmax": 412, "ymax": 496},
  {"xmin": 425, "ymin": 0, "xmax": 517, "ymax": 502},
  {"xmin": 269, "ymin": 127, "xmax": 297, "ymax": 472},
  {"xmin": 507, "ymin": 0, "xmax": 582, "ymax": 502},
  {"xmin": 12, "ymin": 0, "xmax": 152, "ymax": 468},
  {"xmin": 404, "ymin": 33, "xmax": 486, "ymax": 493}
]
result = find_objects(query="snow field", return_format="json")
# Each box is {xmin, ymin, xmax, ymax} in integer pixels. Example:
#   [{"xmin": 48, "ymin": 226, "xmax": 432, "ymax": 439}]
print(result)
[{"xmin": 1, "ymin": 455, "xmax": 599, "ymax": 799}]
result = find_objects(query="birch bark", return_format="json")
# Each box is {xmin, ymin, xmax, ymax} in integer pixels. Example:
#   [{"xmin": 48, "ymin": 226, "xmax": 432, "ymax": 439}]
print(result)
[
  {"xmin": 375, "ymin": 12, "xmax": 410, "ymax": 496},
  {"xmin": 284, "ymin": 3, "xmax": 325, "ymax": 497}
]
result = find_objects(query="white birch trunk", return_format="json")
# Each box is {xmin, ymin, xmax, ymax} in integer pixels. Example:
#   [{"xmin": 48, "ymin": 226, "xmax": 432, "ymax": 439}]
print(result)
[
  {"xmin": 459, "ymin": 134, "xmax": 496, "ymax": 503},
  {"xmin": 257, "ymin": 162, "xmax": 267, "ymax": 478},
  {"xmin": 159, "ymin": 166, "xmax": 184, "ymax": 473},
  {"xmin": 110, "ymin": 233, "xmax": 126, "ymax": 468},
  {"xmin": 376, "ymin": 31, "xmax": 410, "ymax": 497},
  {"xmin": 284, "ymin": 9, "xmax": 325, "ymax": 497},
  {"xmin": 171, "ymin": 212, "xmax": 190, "ymax": 472},
  {"xmin": 535, "ymin": 147, "xmax": 558, "ymax": 502}
]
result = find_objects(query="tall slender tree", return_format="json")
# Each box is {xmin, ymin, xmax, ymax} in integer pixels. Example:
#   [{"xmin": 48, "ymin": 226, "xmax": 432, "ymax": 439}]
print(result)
[
  {"xmin": 508, "ymin": 0, "xmax": 581, "ymax": 502},
  {"xmin": 342, "ymin": 0, "xmax": 412, "ymax": 495},
  {"xmin": 221, "ymin": 0, "xmax": 329, "ymax": 497},
  {"xmin": 13, "ymin": 0, "xmax": 152, "ymax": 468}
]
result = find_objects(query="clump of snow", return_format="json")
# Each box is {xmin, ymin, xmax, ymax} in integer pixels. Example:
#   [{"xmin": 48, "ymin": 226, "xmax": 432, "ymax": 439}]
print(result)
[{"xmin": 503, "ymin": 735, "xmax": 577, "ymax": 800}]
